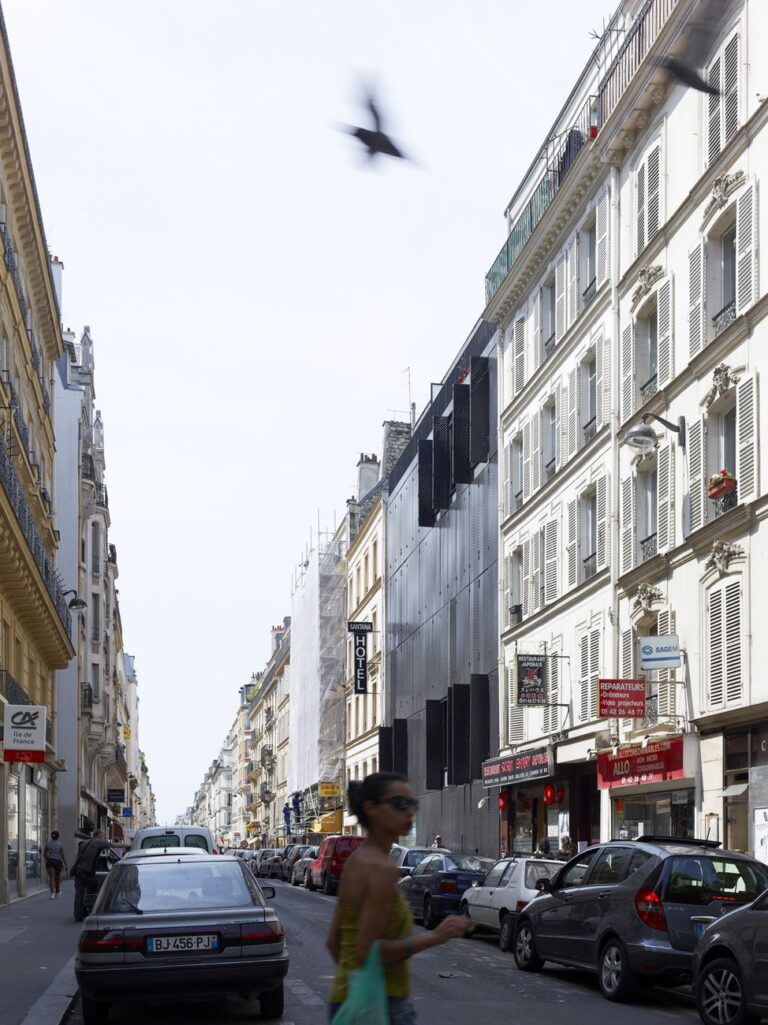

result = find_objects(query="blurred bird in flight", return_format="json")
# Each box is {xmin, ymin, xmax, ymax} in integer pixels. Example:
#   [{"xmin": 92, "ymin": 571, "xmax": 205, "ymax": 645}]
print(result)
[
  {"xmin": 658, "ymin": 0, "xmax": 728, "ymax": 95},
  {"xmin": 345, "ymin": 89, "xmax": 407, "ymax": 162}
]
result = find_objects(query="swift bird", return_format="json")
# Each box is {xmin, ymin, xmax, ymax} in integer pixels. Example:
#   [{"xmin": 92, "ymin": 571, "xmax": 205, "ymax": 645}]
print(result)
[
  {"xmin": 658, "ymin": 0, "xmax": 728, "ymax": 95},
  {"xmin": 346, "ymin": 91, "xmax": 406, "ymax": 161}
]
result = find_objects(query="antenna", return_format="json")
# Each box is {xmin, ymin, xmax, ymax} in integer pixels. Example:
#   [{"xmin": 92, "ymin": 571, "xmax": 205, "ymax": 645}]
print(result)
[{"xmin": 402, "ymin": 366, "xmax": 412, "ymax": 414}]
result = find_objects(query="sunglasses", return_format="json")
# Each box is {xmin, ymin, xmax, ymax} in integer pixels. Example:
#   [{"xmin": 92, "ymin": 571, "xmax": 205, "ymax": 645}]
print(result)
[{"xmin": 379, "ymin": 795, "xmax": 419, "ymax": 813}]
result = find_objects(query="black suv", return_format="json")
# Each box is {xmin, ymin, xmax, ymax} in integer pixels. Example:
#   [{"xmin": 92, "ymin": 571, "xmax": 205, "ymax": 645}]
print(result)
[{"xmin": 513, "ymin": 835, "xmax": 768, "ymax": 1003}]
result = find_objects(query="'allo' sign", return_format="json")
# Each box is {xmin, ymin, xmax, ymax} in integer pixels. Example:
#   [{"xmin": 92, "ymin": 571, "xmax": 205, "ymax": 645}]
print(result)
[{"xmin": 597, "ymin": 736, "xmax": 684, "ymax": 789}]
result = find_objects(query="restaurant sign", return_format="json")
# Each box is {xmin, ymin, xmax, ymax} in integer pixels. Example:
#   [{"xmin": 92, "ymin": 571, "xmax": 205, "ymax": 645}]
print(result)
[
  {"xmin": 597, "ymin": 736, "xmax": 684, "ymax": 789},
  {"xmin": 482, "ymin": 745, "xmax": 553, "ymax": 788}
]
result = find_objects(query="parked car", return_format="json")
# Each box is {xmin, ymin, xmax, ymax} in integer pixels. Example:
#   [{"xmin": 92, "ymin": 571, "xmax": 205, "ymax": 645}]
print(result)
[
  {"xmin": 254, "ymin": 849, "xmax": 276, "ymax": 878},
  {"xmin": 389, "ymin": 844, "xmax": 448, "ymax": 877},
  {"xmin": 265, "ymin": 846, "xmax": 291, "ymax": 879},
  {"xmin": 398, "ymin": 851, "xmax": 495, "ymax": 929},
  {"xmin": 75, "ymin": 850, "xmax": 288, "ymax": 1025},
  {"xmin": 512, "ymin": 835, "xmax": 768, "ymax": 1003},
  {"xmin": 292, "ymin": 847, "xmax": 318, "ymax": 886},
  {"xmin": 281, "ymin": 845, "xmax": 314, "ymax": 882},
  {"xmin": 692, "ymin": 886, "xmax": 768, "ymax": 1025},
  {"xmin": 307, "ymin": 835, "xmax": 366, "ymax": 895},
  {"xmin": 460, "ymin": 856, "xmax": 561, "ymax": 950},
  {"xmin": 129, "ymin": 826, "xmax": 217, "ymax": 854}
]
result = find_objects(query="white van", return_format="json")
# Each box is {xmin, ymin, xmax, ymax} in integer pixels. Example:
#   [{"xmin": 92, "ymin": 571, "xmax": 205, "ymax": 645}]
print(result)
[{"xmin": 129, "ymin": 825, "xmax": 217, "ymax": 854}]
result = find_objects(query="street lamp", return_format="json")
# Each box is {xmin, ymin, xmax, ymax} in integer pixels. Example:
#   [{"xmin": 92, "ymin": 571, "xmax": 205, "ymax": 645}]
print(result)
[
  {"xmin": 63, "ymin": 589, "xmax": 87, "ymax": 611},
  {"xmin": 625, "ymin": 413, "xmax": 686, "ymax": 455}
]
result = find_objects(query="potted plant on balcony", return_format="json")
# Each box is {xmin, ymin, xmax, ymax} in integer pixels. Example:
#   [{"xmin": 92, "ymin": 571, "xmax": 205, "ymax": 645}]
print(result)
[{"xmin": 708, "ymin": 468, "xmax": 737, "ymax": 499}]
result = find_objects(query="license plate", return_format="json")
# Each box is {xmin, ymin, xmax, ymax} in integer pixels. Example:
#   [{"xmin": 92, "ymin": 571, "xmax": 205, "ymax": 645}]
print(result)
[{"xmin": 147, "ymin": 934, "xmax": 218, "ymax": 953}]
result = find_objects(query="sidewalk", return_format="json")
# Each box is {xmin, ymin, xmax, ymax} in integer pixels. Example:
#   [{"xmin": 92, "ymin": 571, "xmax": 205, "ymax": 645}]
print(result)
[{"xmin": 1, "ymin": 879, "xmax": 81, "ymax": 1025}]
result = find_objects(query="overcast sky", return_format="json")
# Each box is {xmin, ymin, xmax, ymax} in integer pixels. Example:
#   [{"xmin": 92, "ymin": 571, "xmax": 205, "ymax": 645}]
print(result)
[{"xmin": 4, "ymin": 0, "xmax": 614, "ymax": 823}]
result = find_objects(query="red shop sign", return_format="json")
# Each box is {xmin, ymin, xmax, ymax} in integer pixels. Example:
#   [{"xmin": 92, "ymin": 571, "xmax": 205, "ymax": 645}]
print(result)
[
  {"xmin": 597, "ymin": 678, "xmax": 646, "ymax": 719},
  {"xmin": 597, "ymin": 736, "xmax": 684, "ymax": 790}
]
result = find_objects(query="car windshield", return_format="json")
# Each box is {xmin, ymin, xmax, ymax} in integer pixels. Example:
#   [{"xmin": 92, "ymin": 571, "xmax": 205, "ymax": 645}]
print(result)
[
  {"xmin": 663, "ymin": 856, "xmax": 768, "ymax": 906},
  {"xmin": 446, "ymin": 855, "xmax": 495, "ymax": 872},
  {"xmin": 404, "ymin": 851, "xmax": 427, "ymax": 868},
  {"xmin": 182, "ymin": 835, "xmax": 209, "ymax": 851},
  {"xmin": 525, "ymin": 861, "xmax": 559, "ymax": 888},
  {"xmin": 141, "ymin": 835, "xmax": 181, "ymax": 848},
  {"xmin": 102, "ymin": 861, "xmax": 256, "ymax": 913}
]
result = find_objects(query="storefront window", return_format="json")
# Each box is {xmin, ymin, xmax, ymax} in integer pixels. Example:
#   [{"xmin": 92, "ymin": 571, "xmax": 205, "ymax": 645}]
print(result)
[
  {"xmin": 25, "ymin": 781, "xmax": 41, "ymax": 884},
  {"xmin": 612, "ymin": 789, "xmax": 694, "ymax": 839},
  {"xmin": 7, "ymin": 770, "xmax": 19, "ymax": 892}
]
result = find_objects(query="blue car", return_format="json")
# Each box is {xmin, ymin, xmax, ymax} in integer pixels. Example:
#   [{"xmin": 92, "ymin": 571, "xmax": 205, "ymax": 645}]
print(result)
[{"xmin": 398, "ymin": 851, "xmax": 495, "ymax": 929}]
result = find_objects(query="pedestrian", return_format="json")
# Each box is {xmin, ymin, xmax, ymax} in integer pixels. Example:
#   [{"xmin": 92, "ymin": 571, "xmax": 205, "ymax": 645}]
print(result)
[
  {"xmin": 430, "ymin": 834, "xmax": 443, "ymax": 849},
  {"xmin": 533, "ymin": 837, "xmax": 552, "ymax": 859},
  {"xmin": 71, "ymin": 829, "xmax": 120, "ymax": 921},
  {"xmin": 556, "ymin": 834, "xmax": 575, "ymax": 861},
  {"xmin": 327, "ymin": 772, "xmax": 471, "ymax": 1024},
  {"xmin": 43, "ymin": 830, "xmax": 68, "ymax": 899}
]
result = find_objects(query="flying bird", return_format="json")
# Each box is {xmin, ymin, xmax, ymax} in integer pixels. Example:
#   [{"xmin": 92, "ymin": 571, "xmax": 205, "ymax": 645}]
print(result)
[
  {"xmin": 345, "ymin": 91, "xmax": 407, "ymax": 162},
  {"xmin": 658, "ymin": 0, "xmax": 728, "ymax": 95}
]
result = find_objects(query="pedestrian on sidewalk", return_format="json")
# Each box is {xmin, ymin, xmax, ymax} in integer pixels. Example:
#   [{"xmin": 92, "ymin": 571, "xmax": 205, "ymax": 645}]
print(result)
[
  {"xmin": 327, "ymin": 772, "xmax": 471, "ymax": 1024},
  {"xmin": 43, "ymin": 830, "xmax": 68, "ymax": 899},
  {"xmin": 71, "ymin": 829, "xmax": 123, "ymax": 921}
]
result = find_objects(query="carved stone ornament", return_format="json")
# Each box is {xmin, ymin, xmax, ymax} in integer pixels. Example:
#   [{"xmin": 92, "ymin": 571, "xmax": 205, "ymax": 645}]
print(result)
[
  {"xmin": 632, "ymin": 583, "xmax": 664, "ymax": 616},
  {"xmin": 635, "ymin": 111, "xmax": 649, "ymax": 131},
  {"xmin": 631, "ymin": 264, "xmax": 664, "ymax": 310},
  {"xmin": 601, "ymin": 151, "xmax": 624, "ymax": 168},
  {"xmin": 621, "ymin": 131, "xmax": 636, "ymax": 149},
  {"xmin": 705, "ymin": 540, "xmax": 744, "ymax": 575},
  {"xmin": 704, "ymin": 363, "xmax": 740, "ymax": 409},
  {"xmin": 702, "ymin": 170, "xmax": 746, "ymax": 225},
  {"xmin": 650, "ymin": 85, "xmax": 666, "ymax": 105}
]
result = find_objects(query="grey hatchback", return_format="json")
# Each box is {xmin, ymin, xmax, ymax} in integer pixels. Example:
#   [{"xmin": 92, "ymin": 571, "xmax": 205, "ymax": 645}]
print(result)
[{"xmin": 513, "ymin": 835, "xmax": 768, "ymax": 1003}]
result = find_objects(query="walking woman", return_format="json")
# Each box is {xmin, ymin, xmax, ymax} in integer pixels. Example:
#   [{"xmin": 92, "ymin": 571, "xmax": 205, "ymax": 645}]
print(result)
[
  {"xmin": 327, "ymin": 772, "xmax": 471, "ymax": 1024},
  {"xmin": 44, "ymin": 830, "xmax": 68, "ymax": 899}
]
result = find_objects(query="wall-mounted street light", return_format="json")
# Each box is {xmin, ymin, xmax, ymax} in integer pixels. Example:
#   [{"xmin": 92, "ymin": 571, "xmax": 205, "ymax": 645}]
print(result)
[
  {"xmin": 63, "ymin": 589, "xmax": 87, "ymax": 611},
  {"xmin": 625, "ymin": 412, "xmax": 686, "ymax": 455}
]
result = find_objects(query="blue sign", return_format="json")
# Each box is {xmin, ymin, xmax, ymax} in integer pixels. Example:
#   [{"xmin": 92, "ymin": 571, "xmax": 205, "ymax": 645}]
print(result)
[{"xmin": 122, "ymin": 806, "xmax": 132, "ymax": 817}]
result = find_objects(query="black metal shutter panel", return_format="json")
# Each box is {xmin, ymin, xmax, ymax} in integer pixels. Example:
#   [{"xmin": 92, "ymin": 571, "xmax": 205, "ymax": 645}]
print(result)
[
  {"xmin": 417, "ymin": 440, "xmax": 436, "ymax": 528},
  {"xmin": 393, "ymin": 718, "xmax": 408, "ymax": 774},
  {"xmin": 452, "ymin": 383, "xmax": 472, "ymax": 484},
  {"xmin": 469, "ymin": 356, "xmax": 490, "ymax": 466},
  {"xmin": 378, "ymin": 726, "xmax": 393, "ymax": 773},
  {"xmin": 469, "ymin": 674, "xmax": 490, "ymax": 780},
  {"xmin": 425, "ymin": 700, "xmax": 443, "ymax": 790},
  {"xmin": 432, "ymin": 416, "xmax": 451, "ymax": 510},
  {"xmin": 447, "ymin": 685, "xmax": 470, "ymax": 785}
]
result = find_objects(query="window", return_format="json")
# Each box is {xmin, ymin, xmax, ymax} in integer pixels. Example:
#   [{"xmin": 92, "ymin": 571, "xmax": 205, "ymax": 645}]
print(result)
[
  {"xmin": 581, "ymin": 356, "xmax": 597, "ymax": 444},
  {"xmin": 91, "ymin": 594, "xmax": 100, "ymax": 643},
  {"xmin": 578, "ymin": 627, "xmax": 600, "ymax": 722},
  {"xmin": 92, "ymin": 662, "xmax": 100, "ymax": 700},
  {"xmin": 543, "ymin": 400, "xmax": 557, "ymax": 482},
  {"xmin": 638, "ymin": 303, "xmax": 658, "ymax": 403},
  {"xmin": 512, "ymin": 435, "xmax": 523, "ymax": 512},
  {"xmin": 581, "ymin": 491, "xmax": 597, "ymax": 581},
  {"xmin": 543, "ymin": 277, "xmax": 556, "ymax": 357},
  {"xmin": 582, "ymin": 220, "xmax": 597, "ymax": 306},
  {"xmin": 364, "ymin": 555, "xmax": 369, "ymax": 594},
  {"xmin": 559, "ymin": 849, "xmax": 598, "ymax": 888},
  {"xmin": 482, "ymin": 861, "xmax": 508, "ymax": 888},
  {"xmin": 707, "ymin": 34, "xmax": 739, "ymax": 165},
  {"xmin": 639, "ymin": 466, "xmax": 658, "ymax": 561},
  {"xmin": 91, "ymin": 521, "xmax": 100, "ymax": 576},
  {"xmin": 590, "ymin": 847, "xmax": 634, "ymax": 885},
  {"xmin": 371, "ymin": 540, "xmax": 378, "ymax": 581},
  {"xmin": 707, "ymin": 577, "xmax": 743, "ymax": 710}
]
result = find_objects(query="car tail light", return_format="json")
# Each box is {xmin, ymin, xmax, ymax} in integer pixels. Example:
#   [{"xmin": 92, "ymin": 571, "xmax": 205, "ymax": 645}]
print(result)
[
  {"xmin": 634, "ymin": 888, "xmax": 667, "ymax": 931},
  {"xmin": 79, "ymin": 929, "xmax": 143, "ymax": 953},
  {"xmin": 516, "ymin": 900, "xmax": 528, "ymax": 911},
  {"xmin": 240, "ymin": 922, "xmax": 284, "ymax": 946},
  {"xmin": 438, "ymin": 879, "xmax": 458, "ymax": 894}
]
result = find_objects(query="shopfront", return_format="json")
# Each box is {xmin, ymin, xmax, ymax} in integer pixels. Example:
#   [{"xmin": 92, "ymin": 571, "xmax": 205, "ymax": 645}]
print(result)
[
  {"xmin": 482, "ymin": 746, "xmax": 563, "ymax": 854},
  {"xmin": 7, "ymin": 766, "xmax": 20, "ymax": 897},
  {"xmin": 718, "ymin": 723, "xmax": 768, "ymax": 859}
]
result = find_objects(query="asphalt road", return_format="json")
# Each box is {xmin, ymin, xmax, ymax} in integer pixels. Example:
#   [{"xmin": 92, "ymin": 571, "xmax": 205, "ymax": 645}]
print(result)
[{"xmin": 66, "ymin": 878, "xmax": 703, "ymax": 1025}]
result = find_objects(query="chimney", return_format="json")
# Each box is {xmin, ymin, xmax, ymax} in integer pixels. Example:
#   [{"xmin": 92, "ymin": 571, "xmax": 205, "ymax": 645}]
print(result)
[
  {"xmin": 50, "ymin": 255, "xmax": 64, "ymax": 311},
  {"xmin": 356, "ymin": 453, "xmax": 380, "ymax": 499},
  {"xmin": 271, "ymin": 623, "xmax": 286, "ymax": 652},
  {"xmin": 381, "ymin": 421, "xmax": 412, "ymax": 479}
]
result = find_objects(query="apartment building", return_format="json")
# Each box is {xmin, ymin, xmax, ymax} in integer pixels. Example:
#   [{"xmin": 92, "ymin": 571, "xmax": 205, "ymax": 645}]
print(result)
[{"xmin": 490, "ymin": 0, "xmax": 768, "ymax": 858}]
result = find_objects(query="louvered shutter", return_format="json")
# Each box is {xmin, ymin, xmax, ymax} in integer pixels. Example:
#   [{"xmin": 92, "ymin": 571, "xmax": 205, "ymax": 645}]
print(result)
[
  {"xmin": 596, "ymin": 187, "xmax": 609, "ymax": 289},
  {"xmin": 657, "ymin": 277, "xmax": 673, "ymax": 387},
  {"xmin": 589, "ymin": 629, "xmax": 600, "ymax": 721},
  {"xmin": 555, "ymin": 251, "xmax": 567, "ymax": 341},
  {"xmin": 708, "ymin": 586, "xmax": 724, "ymax": 708},
  {"xmin": 504, "ymin": 441, "xmax": 513, "ymax": 519},
  {"xmin": 595, "ymin": 330, "xmax": 604, "ymax": 430},
  {"xmin": 620, "ymin": 475, "xmax": 635, "ymax": 574},
  {"xmin": 559, "ymin": 378, "xmax": 569, "ymax": 469},
  {"xmin": 687, "ymin": 418, "xmax": 706, "ymax": 534},
  {"xmin": 621, "ymin": 628, "xmax": 637, "ymax": 729},
  {"xmin": 522, "ymin": 419, "xmax": 532, "ymax": 501},
  {"xmin": 543, "ymin": 650, "xmax": 560, "ymax": 734},
  {"xmin": 502, "ymin": 554, "xmax": 511, "ymax": 631},
  {"xmin": 521, "ymin": 537, "xmax": 531, "ymax": 619},
  {"xmin": 544, "ymin": 517, "xmax": 559, "ymax": 605},
  {"xmin": 596, "ymin": 473, "xmax": 609, "ymax": 571},
  {"xmin": 724, "ymin": 578, "xmax": 742, "ymax": 705},
  {"xmin": 736, "ymin": 182, "xmax": 757, "ymax": 315},
  {"xmin": 646, "ymin": 145, "xmax": 661, "ymax": 244},
  {"xmin": 554, "ymin": 386, "xmax": 562, "ymax": 469},
  {"xmin": 514, "ymin": 317, "xmax": 526, "ymax": 395},
  {"xmin": 736, "ymin": 373, "xmax": 757, "ymax": 503},
  {"xmin": 723, "ymin": 35, "xmax": 739, "ymax": 147},
  {"xmin": 532, "ymin": 528, "xmax": 543, "ymax": 614},
  {"xmin": 568, "ymin": 367, "xmax": 577, "ymax": 457},
  {"xmin": 566, "ymin": 499, "xmax": 578, "ymax": 589},
  {"xmin": 688, "ymin": 240, "xmax": 706, "ymax": 361},
  {"xmin": 579, "ymin": 633, "xmax": 590, "ymax": 723},
  {"xmin": 533, "ymin": 290, "xmax": 543, "ymax": 370},
  {"xmin": 531, "ymin": 410, "xmax": 541, "ymax": 494},
  {"xmin": 621, "ymin": 321, "xmax": 635, "ymax": 423},
  {"xmin": 657, "ymin": 443, "xmax": 674, "ymax": 554},
  {"xmin": 507, "ymin": 665, "xmax": 525, "ymax": 743},
  {"xmin": 707, "ymin": 56, "xmax": 722, "ymax": 164},
  {"xmin": 568, "ymin": 235, "xmax": 580, "ymax": 327},
  {"xmin": 656, "ymin": 607, "xmax": 677, "ymax": 719},
  {"xmin": 601, "ymin": 329, "xmax": 610, "ymax": 430},
  {"xmin": 636, "ymin": 161, "xmax": 646, "ymax": 256}
]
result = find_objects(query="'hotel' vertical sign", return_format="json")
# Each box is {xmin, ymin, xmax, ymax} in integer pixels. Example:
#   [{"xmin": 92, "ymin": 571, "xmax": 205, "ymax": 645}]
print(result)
[{"xmin": 347, "ymin": 622, "xmax": 373, "ymax": 694}]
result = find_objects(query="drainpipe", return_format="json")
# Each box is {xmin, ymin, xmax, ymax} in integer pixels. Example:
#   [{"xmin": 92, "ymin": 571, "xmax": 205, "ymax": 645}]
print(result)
[
  {"xmin": 610, "ymin": 164, "xmax": 621, "ymax": 681},
  {"xmin": 496, "ymin": 328, "xmax": 506, "ymax": 755}
]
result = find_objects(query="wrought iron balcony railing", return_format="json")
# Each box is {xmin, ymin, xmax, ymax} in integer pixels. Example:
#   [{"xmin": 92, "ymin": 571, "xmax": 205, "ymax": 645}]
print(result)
[
  {"xmin": 583, "ymin": 551, "xmax": 597, "ymax": 581},
  {"xmin": 640, "ymin": 374, "xmax": 658, "ymax": 403},
  {"xmin": 81, "ymin": 683, "xmax": 93, "ymax": 712},
  {"xmin": 95, "ymin": 483, "xmax": 108, "ymax": 508},
  {"xmin": 641, "ymin": 532, "xmax": 658, "ymax": 561},
  {"xmin": 544, "ymin": 332, "xmax": 556, "ymax": 359},
  {"xmin": 0, "ymin": 221, "xmax": 29, "ymax": 327},
  {"xmin": 582, "ymin": 277, "xmax": 597, "ymax": 306},
  {"xmin": 545, "ymin": 457, "xmax": 556, "ymax": 482},
  {"xmin": 714, "ymin": 488, "xmax": 738, "ymax": 518},
  {"xmin": 713, "ymin": 298, "xmax": 736, "ymax": 336},
  {"xmin": 583, "ymin": 416, "xmax": 597, "ymax": 445},
  {"xmin": 0, "ymin": 667, "xmax": 30, "ymax": 705}
]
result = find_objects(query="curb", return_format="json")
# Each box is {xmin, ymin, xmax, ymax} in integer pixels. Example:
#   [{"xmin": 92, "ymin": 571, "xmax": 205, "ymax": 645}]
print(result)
[{"xmin": 18, "ymin": 954, "xmax": 78, "ymax": 1025}]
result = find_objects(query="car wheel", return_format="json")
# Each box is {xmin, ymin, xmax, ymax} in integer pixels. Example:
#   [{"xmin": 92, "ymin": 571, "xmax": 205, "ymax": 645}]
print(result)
[
  {"xmin": 323, "ymin": 873, "xmax": 335, "ymax": 896},
  {"xmin": 260, "ymin": 982, "xmax": 284, "ymax": 1019},
  {"xmin": 81, "ymin": 994, "xmax": 109, "ymax": 1025},
  {"xmin": 598, "ymin": 938, "xmax": 637, "ymax": 1002},
  {"xmin": 423, "ymin": 896, "xmax": 440, "ymax": 930},
  {"xmin": 306, "ymin": 871, "xmax": 315, "ymax": 892},
  {"xmin": 290, "ymin": 867, "xmax": 298, "ymax": 886},
  {"xmin": 499, "ymin": 912, "xmax": 515, "ymax": 952},
  {"xmin": 697, "ymin": 957, "xmax": 757, "ymax": 1025},
  {"xmin": 513, "ymin": 920, "xmax": 543, "ymax": 972}
]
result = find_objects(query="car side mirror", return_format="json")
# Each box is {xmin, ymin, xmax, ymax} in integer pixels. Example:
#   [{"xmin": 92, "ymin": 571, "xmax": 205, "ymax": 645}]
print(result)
[
  {"xmin": 535, "ymin": 878, "xmax": 552, "ymax": 893},
  {"xmin": 472, "ymin": 881, "xmax": 479, "ymax": 887},
  {"xmin": 261, "ymin": 885, "xmax": 276, "ymax": 900}
]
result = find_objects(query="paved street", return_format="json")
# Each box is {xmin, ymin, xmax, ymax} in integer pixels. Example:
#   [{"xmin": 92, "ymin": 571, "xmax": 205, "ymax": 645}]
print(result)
[{"xmin": 63, "ymin": 879, "xmax": 702, "ymax": 1025}]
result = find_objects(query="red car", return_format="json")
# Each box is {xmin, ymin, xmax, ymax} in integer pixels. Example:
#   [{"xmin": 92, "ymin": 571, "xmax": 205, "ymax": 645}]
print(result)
[{"xmin": 306, "ymin": 835, "xmax": 365, "ymax": 895}]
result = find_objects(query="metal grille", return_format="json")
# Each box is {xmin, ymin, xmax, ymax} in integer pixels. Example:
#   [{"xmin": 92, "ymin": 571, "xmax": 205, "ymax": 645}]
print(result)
[
  {"xmin": 468, "ymin": 674, "xmax": 490, "ymax": 781},
  {"xmin": 417, "ymin": 440, "xmax": 435, "ymax": 528},
  {"xmin": 469, "ymin": 356, "xmax": 490, "ymax": 466},
  {"xmin": 452, "ymin": 384, "xmax": 472, "ymax": 484},
  {"xmin": 432, "ymin": 416, "xmax": 451, "ymax": 510}
]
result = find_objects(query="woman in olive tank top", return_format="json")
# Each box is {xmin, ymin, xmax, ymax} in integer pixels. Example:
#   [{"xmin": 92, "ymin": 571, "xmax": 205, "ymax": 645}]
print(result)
[{"xmin": 326, "ymin": 772, "xmax": 471, "ymax": 1024}]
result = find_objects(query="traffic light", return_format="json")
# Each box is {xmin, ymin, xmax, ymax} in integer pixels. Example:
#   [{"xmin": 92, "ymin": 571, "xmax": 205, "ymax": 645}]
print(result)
[{"xmin": 498, "ymin": 791, "xmax": 509, "ymax": 811}]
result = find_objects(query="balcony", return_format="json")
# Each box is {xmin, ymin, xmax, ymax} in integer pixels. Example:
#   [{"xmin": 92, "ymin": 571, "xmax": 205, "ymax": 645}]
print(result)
[
  {"xmin": 582, "ymin": 277, "xmax": 597, "ymax": 307},
  {"xmin": 513, "ymin": 490, "xmax": 523, "ymax": 513},
  {"xmin": 640, "ymin": 374, "xmax": 658, "ymax": 404},
  {"xmin": 545, "ymin": 457, "xmax": 556, "ymax": 483},
  {"xmin": 583, "ymin": 416, "xmax": 597, "ymax": 445},
  {"xmin": 583, "ymin": 551, "xmax": 597, "ymax": 581},
  {"xmin": 544, "ymin": 332, "xmax": 556, "ymax": 360},
  {"xmin": 95, "ymin": 484, "xmax": 108, "ymax": 508},
  {"xmin": 713, "ymin": 487, "xmax": 738, "ymax": 518},
  {"xmin": 0, "ymin": 220, "xmax": 30, "ymax": 329},
  {"xmin": 116, "ymin": 744, "xmax": 127, "ymax": 776},
  {"xmin": 0, "ymin": 668, "xmax": 30, "ymax": 705},
  {"xmin": 713, "ymin": 298, "xmax": 737, "ymax": 337},
  {"xmin": 640, "ymin": 532, "xmax": 657, "ymax": 561},
  {"xmin": 81, "ymin": 683, "xmax": 93, "ymax": 713}
]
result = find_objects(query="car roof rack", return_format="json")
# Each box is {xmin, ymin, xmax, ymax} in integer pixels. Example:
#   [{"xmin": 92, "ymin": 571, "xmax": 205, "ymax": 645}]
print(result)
[{"xmin": 634, "ymin": 834, "xmax": 721, "ymax": 848}]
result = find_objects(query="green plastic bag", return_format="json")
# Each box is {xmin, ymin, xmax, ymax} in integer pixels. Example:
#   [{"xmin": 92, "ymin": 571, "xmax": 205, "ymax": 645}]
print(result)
[{"xmin": 331, "ymin": 940, "xmax": 388, "ymax": 1025}]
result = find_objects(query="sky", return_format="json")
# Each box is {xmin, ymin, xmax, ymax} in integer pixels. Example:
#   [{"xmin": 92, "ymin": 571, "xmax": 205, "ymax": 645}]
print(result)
[{"xmin": 3, "ymin": 0, "xmax": 615, "ymax": 823}]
